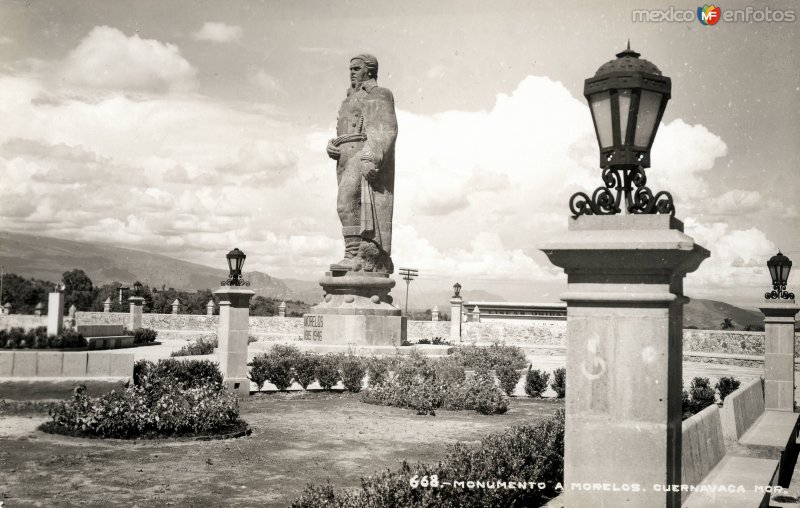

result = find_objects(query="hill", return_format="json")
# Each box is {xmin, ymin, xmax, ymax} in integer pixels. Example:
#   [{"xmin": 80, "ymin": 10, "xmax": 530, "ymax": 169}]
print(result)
[{"xmin": 684, "ymin": 298, "xmax": 764, "ymax": 330}]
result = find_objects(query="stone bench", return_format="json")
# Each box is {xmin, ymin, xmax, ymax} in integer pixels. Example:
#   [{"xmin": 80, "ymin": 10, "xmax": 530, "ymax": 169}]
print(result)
[
  {"xmin": 720, "ymin": 378, "xmax": 800, "ymax": 487},
  {"xmin": 76, "ymin": 324, "xmax": 135, "ymax": 350},
  {"xmin": 681, "ymin": 404, "xmax": 777, "ymax": 507},
  {"xmin": 0, "ymin": 350, "xmax": 133, "ymax": 399}
]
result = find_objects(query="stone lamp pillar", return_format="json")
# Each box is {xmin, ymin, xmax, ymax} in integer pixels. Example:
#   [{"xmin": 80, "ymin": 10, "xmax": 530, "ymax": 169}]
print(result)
[
  {"xmin": 214, "ymin": 286, "xmax": 255, "ymax": 397},
  {"xmin": 103, "ymin": 297, "xmax": 112, "ymax": 313},
  {"xmin": 128, "ymin": 296, "xmax": 145, "ymax": 331},
  {"xmin": 760, "ymin": 301, "xmax": 800, "ymax": 411},
  {"xmin": 47, "ymin": 292, "xmax": 64, "ymax": 336},
  {"xmin": 449, "ymin": 297, "xmax": 463, "ymax": 342},
  {"xmin": 541, "ymin": 215, "xmax": 708, "ymax": 508},
  {"xmin": 432, "ymin": 306, "xmax": 439, "ymax": 322},
  {"xmin": 278, "ymin": 300, "xmax": 287, "ymax": 318},
  {"xmin": 206, "ymin": 299, "xmax": 215, "ymax": 316}
]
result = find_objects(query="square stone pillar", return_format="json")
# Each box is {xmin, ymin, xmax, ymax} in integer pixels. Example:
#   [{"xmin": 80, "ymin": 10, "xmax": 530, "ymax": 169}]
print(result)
[
  {"xmin": 128, "ymin": 296, "xmax": 145, "ymax": 331},
  {"xmin": 760, "ymin": 301, "xmax": 799, "ymax": 411},
  {"xmin": 103, "ymin": 297, "xmax": 112, "ymax": 313},
  {"xmin": 214, "ymin": 286, "xmax": 255, "ymax": 398},
  {"xmin": 47, "ymin": 292, "xmax": 64, "ymax": 336},
  {"xmin": 449, "ymin": 297, "xmax": 463, "ymax": 342},
  {"xmin": 431, "ymin": 306, "xmax": 439, "ymax": 322},
  {"xmin": 541, "ymin": 215, "xmax": 708, "ymax": 507}
]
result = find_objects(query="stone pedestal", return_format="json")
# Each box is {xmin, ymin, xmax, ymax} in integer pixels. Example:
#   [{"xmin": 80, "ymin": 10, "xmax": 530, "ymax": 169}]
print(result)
[
  {"xmin": 541, "ymin": 215, "xmax": 708, "ymax": 508},
  {"xmin": 214, "ymin": 286, "xmax": 255, "ymax": 397},
  {"xmin": 47, "ymin": 292, "xmax": 64, "ymax": 336},
  {"xmin": 128, "ymin": 296, "xmax": 144, "ymax": 331},
  {"xmin": 206, "ymin": 299, "xmax": 215, "ymax": 316},
  {"xmin": 760, "ymin": 301, "xmax": 800, "ymax": 412},
  {"xmin": 171, "ymin": 299, "xmax": 180, "ymax": 315},
  {"xmin": 278, "ymin": 301, "xmax": 287, "ymax": 318},
  {"xmin": 303, "ymin": 270, "xmax": 405, "ymax": 348},
  {"xmin": 472, "ymin": 305, "xmax": 481, "ymax": 323},
  {"xmin": 449, "ymin": 297, "xmax": 462, "ymax": 342}
]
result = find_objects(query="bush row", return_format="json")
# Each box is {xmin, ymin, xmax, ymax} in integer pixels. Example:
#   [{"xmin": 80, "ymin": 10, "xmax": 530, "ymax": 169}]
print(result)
[
  {"xmin": 171, "ymin": 336, "xmax": 218, "ymax": 357},
  {"xmin": 0, "ymin": 327, "xmax": 87, "ymax": 349},
  {"xmin": 291, "ymin": 409, "xmax": 565, "ymax": 508},
  {"xmin": 524, "ymin": 366, "xmax": 566, "ymax": 399},
  {"xmin": 130, "ymin": 327, "xmax": 158, "ymax": 344},
  {"xmin": 682, "ymin": 376, "xmax": 741, "ymax": 419},
  {"xmin": 449, "ymin": 343, "xmax": 528, "ymax": 370},
  {"xmin": 47, "ymin": 359, "xmax": 241, "ymax": 438}
]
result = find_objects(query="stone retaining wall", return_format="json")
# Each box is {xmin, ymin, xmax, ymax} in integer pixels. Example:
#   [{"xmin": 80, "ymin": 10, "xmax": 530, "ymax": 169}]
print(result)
[{"xmin": 681, "ymin": 404, "xmax": 726, "ymax": 500}]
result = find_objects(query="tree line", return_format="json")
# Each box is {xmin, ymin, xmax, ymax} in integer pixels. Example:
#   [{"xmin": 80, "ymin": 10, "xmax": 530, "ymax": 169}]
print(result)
[{"xmin": 0, "ymin": 269, "xmax": 308, "ymax": 317}]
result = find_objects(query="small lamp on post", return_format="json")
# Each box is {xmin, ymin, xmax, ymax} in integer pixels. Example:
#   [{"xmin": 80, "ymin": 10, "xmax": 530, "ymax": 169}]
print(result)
[
  {"xmin": 222, "ymin": 248, "xmax": 250, "ymax": 287},
  {"xmin": 453, "ymin": 282, "xmax": 462, "ymax": 298},
  {"xmin": 571, "ymin": 42, "xmax": 675, "ymax": 217},
  {"xmin": 133, "ymin": 281, "xmax": 143, "ymax": 296},
  {"xmin": 765, "ymin": 252, "xmax": 794, "ymax": 300}
]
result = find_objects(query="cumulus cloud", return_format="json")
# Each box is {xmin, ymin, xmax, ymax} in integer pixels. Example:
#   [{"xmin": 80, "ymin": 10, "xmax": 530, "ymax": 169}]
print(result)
[
  {"xmin": 248, "ymin": 68, "xmax": 283, "ymax": 94},
  {"xmin": 192, "ymin": 22, "xmax": 242, "ymax": 43},
  {"xmin": 60, "ymin": 26, "xmax": 197, "ymax": 93}
]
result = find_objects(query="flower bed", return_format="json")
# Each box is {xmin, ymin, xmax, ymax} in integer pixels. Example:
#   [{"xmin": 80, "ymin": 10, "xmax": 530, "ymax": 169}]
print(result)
[
  {"xmin": 43, "ymin": 359, "xmax": 245, "ymax": 439},
  {"xmin": 0, "ymin": 327, "xmax": 87, "ymax": 349}
]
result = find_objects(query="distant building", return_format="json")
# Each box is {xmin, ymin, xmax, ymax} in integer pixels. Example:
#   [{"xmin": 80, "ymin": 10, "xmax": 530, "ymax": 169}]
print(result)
[{"xmin": 463, "ymin": 301, "xmax": 566, "ymax": 324}]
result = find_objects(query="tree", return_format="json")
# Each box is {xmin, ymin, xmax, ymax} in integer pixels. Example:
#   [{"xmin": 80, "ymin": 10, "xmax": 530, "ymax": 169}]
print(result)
[
  {"xmin": 62, "ymin": 269, "xmax": 95, "ymax": 312},
  {"xmin": 0, "ymin": 273, "xmax": 51, "ymax": 314},
  {"xmin": 720, "ymin": 318, "xmax": 734, "ymax": 330}
]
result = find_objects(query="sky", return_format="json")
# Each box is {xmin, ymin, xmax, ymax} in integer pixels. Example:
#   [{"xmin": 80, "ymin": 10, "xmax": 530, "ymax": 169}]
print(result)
[{"xmin": 0, "ymin": 0, "xmax": 798, "ymax": 308}]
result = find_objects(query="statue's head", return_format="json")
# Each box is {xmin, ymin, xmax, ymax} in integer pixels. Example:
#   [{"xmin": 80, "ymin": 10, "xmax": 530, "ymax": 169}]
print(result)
[{"xmin": 350, "ymin": 54, "xmax": 378, "ymax": 87}]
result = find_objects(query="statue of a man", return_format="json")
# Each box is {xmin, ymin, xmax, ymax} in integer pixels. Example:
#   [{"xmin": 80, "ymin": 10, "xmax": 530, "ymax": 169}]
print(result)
[{"xmin": 326, "ymin": 54, "xmax": 397, "ymax": 274}]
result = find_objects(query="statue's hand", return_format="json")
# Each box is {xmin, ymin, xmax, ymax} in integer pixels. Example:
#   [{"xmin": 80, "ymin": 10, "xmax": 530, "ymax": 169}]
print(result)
[
  {"xmin": 361, "ymin": 160, "xmax": 379, "ymax": 183},
  {"xmin": 326, "ymin": 140, "xmax": 341, "ymax": 160}
]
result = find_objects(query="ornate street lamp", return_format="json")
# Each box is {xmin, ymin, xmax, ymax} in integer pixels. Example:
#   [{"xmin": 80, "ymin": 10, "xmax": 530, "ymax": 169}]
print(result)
[
  {"xmin": 453, "ymin": 282, "xmax": 462, "ymax": 298},
  {"xmin": 222, "ymin": 248, "xmax": 250, "ymax": 287},
  {"xmin": 133, "ymin": 281, "xmax": 143, "ymax": 296},
  {"xmin": 765, "ymin": 251, "xmax": 794, "ymax": 300},
  {"xmin": 570, "ymin": 42, "xmax": 675, "ymax": 217}
]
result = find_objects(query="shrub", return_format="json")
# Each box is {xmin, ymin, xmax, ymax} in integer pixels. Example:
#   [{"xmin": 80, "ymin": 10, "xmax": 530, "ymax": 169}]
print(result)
[
  {"xmin": 417, "ymin": 338, "xmax": 431, "ymax": 344},
  {"xmin": 0, "ymin": 327, "xmax": 87, "ymax": 349},
  {"xmin": 715, "ymin": 376, "xmax": 740, "ymax": 402},
  {"xmin": 292, "ymin": 409, "xmax": 564, "ymax": 507},
  {"xmin": 132, "ymin": 327, "xmax": 158, "ymax": 344},
  {"xmin": 293, "ymin": 353, "xmax": 319, "ymax": 389},
  {"xmin": 341, "ymin": 355, "xmax": 367, "ymax": 393},
  {"xmin": 170, "ymin": 336, "xmax": 217, "ymax": 357},
  {"xmin": 431, "ymin": 337, "xmax": 449, "ymax": 345},
  {"xmin": 682, "ymin": 389, "xmax": 692, "ymax": 419},
  {"xmin": 551, "ymin": 367, "xmax": 566, "ymax": 398},
  {"xmin": 271, "ymin": 343, "xmax": 301, "ymax": 358},
  {"xmin": 134, "ymin": 359, "xmax": 223, "ymax": 391},
  {"xmin": 366, "ymin": 357, "xmax": 395, "ymax": 387},
  {"xmin": 450, "ymin": 343, "xmax": 527, "ymax": 370},
  {"xmin": 433, "ymin": 358, "xmax": 466, "ymax": 387},
  {"xmin": 464, "ymin": 369, "xmax": 509, "ymax": 415},
  {"xmin": 316, "ymin": 355, "xmax": 341, "ymax": 390},
  {"xmin": 495, "ymin": 363, "xmax": 522, "ymax": 396},
  {"xmin": 524, "ymin": 366, "xmax": 550, "ymax": 398},
  {"xmin": 248, "ymin": 354, "xmax": 271, "ymax": 391},
  {"xmin": 688, "ymin": 377, "xmax": 716, "ymax": 413}
]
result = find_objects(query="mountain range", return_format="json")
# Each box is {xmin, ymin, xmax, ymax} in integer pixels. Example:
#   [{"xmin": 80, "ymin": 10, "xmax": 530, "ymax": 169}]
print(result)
[{"xmin": 0, "ymin": 231, "xmax": 772, "ymax": 329}]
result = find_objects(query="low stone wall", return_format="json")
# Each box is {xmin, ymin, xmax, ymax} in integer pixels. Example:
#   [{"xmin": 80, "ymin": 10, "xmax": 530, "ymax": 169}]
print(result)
[
  {"xmin": 681, "ymin": 404, "xmax": 725, "ymax": 501},
  {"xmin": 0, "ymin": 315, "xmax": 46, "ymax": 330},
  {"xmin": 0, "ymin": 350, "xmax": 133, "ymax": 378},
  {"xmin": 720, "ymin": 378, "xmax": 764, "ymax": 442}
]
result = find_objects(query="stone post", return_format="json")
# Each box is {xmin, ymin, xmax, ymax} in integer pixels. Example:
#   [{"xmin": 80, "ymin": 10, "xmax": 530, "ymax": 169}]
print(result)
[
  {"xmin": 278, "ymin": 300, "xmax": 287, "ymax": 318},
  {"xmin": 103, "ymin": 297, "xmax": 112, "ymax": 313},
  {"xmin": 171, "ymin": 299, "xmax": 180, "ymax": 315},
  {"xmin": 449, "ymin": 297, "xmax": 463, "ymax": 342},
  {"xmin": 67, "ymin": 304, "xmax": 77, "ymax": 329},
  {"xmin": 760, "ymin": 301, "xmax": 800, "ymax": 411},
  {"xmin": 206, "ymin": 299, "xmax": 215, "ymax": 316},
  {"xmin": 431, "ymin": 306, "xmax": 439, "ymax": 322},
  {"xmin": 472, "ymin": 305, "xmax": 481, "ymax": 323},
  {"xmin": 47, "ymin": 292, "xmax": 64, "ymax": 336},
  {"xmin": 541, "ymin": 215, "xmax": 708, "ymax": 507},
  {"xmin": 3, "ymin": 302, "xmax": 11, "ymax": 315},
  {"xmin": 34, "ymin": 302, "xmax": 44, "ymax": 317},
  {"xmin": 214, "ymin": 286, "xmax": 255, "ymax": 397},
  {"xmin": 128, "ymin": 296, "xmax": 145, "ymax": 331}
]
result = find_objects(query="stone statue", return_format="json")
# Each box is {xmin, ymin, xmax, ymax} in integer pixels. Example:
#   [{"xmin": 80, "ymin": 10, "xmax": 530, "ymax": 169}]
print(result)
[{"xmin": 326, "ymin": 54, "xmax": 397, "ymax": 274}]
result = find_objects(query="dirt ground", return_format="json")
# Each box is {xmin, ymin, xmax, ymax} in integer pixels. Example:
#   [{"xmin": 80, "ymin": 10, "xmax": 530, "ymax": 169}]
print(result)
[{"xmin": 0, "ymin": 393, "xmax": 564, "ymax": 507}]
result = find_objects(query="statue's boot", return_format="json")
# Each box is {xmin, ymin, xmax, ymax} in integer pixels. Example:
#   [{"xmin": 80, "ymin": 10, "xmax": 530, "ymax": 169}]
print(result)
[{"xmin": 335, "ymin": 235, "xmax": 361, "ymax": 268}]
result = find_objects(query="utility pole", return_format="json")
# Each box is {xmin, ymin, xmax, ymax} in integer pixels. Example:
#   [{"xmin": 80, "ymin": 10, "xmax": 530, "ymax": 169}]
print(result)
[{"xmin": 398, "ymin": 267, "xmax": 418, "ymax": 317}]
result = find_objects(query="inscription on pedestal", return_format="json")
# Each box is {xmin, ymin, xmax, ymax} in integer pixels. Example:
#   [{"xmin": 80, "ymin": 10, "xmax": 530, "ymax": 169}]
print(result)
[{"xmin": 303, "ymin": 314, "xmax": 324, "ymax": 341}]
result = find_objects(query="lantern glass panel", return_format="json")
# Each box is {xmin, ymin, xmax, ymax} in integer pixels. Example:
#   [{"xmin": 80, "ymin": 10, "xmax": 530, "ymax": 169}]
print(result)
[
  {"xmin": 769, "ymin": 264, "xmax": 779, "ymax": 285},
  {"xmin": 634, "ymin": 90, "xmax": 662, "ymax": 146},
  {"xmin": 779, "ymin": 263, "xmax": 791, "ymax": 284},
  {"xmin": 589, "ymin": 91, "xmax": 613, "ymax": 149},
  {"xmin": 617, "ymin": 89, "xmax": 632, "ymax": 144},
  {"xmin": 236, "ymin": 254, "xmax": 246, "ymax": 272}
]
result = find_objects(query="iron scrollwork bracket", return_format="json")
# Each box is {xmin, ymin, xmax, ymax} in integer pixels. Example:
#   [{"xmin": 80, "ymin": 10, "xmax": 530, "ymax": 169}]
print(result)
[
  {"xmin": 765, "ymin": 283, "xmax": 795, "ymax": 300},
  {"xmin": 221, "ymin": 274, "xmax": 250, "ymax": 287},
  {"xmin": 569, "ymin": 166, "xmax": 675, "ymax": 219}
]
